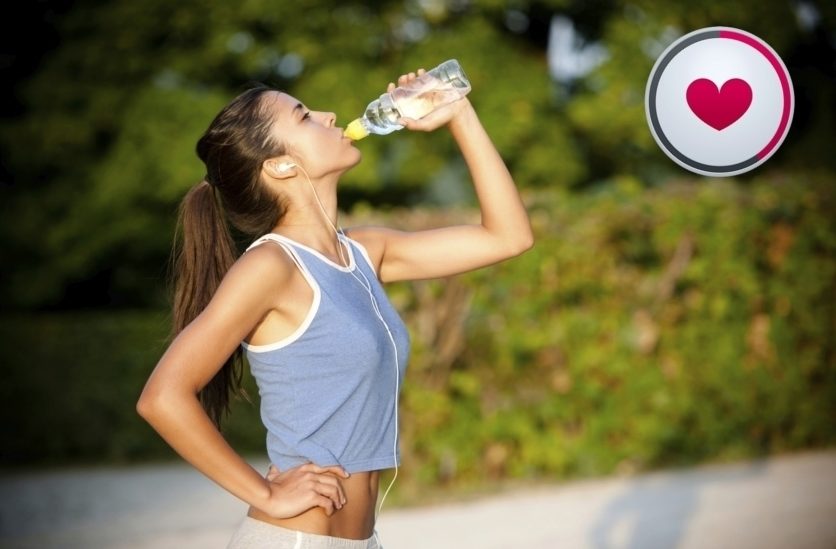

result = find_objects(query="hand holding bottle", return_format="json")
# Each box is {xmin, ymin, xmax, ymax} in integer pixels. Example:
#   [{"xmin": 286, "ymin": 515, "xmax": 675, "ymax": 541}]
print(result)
[
  {"xmin": 389, "ymin": 69, "xmax": 472, "ymax": 133},
  {"xmin": 344, "ymin": 59, "xmax": 472, "ymax": 140}
]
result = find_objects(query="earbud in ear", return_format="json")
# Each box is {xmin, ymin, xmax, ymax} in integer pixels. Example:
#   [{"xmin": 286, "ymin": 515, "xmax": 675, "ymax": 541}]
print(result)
[{"xmin": 277, "ymin": 162, "xmax": 296, "ymax": 173}]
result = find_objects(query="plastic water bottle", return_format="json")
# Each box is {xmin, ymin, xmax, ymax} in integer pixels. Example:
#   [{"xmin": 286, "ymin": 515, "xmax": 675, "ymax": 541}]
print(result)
[{"xmin": 343, "ymin": 59, "xmax": 472, "ymax": 140}]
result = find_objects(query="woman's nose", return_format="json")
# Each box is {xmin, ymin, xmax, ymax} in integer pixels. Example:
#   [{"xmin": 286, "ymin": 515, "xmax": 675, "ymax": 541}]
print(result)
[{"xmin": 321, "ymin": 111, "xmax": 336, "ymax": 127}]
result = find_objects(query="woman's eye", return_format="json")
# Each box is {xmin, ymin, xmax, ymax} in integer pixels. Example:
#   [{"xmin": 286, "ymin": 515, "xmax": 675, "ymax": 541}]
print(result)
[{"xmin": 303, "ymin": 112, "xmax": 311, "ymax": 120}]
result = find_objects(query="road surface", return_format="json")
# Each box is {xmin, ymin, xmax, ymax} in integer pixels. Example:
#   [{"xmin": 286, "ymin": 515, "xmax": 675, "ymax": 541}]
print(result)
[{"xmin": 1, "ymin": 448, "xmax": 835, "ymax": 548}]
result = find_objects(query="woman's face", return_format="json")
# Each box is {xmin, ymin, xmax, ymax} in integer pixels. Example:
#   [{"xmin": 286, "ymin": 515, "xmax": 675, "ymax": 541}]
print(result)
[{"xmin": 265, "ymin": 91, "xmax": 361, "ymax": 176}]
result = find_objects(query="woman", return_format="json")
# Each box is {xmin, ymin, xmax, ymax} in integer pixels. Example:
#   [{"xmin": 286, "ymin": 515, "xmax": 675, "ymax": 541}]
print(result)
[{"xmin": 136, "ymin": 68, "xmax": 533, "ymax": 548}]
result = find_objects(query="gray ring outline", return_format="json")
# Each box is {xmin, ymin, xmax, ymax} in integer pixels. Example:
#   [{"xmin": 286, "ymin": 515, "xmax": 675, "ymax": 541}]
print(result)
[{"xmin": 646, "ymin": 29, "xmax": 760, "ymax": 174}]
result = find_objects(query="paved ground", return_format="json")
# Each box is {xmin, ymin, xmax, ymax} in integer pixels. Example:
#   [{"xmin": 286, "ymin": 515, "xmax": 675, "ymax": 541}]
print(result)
[{"xmin": 1, "ymin": 448, "xmax": 835, "ymax": 549}]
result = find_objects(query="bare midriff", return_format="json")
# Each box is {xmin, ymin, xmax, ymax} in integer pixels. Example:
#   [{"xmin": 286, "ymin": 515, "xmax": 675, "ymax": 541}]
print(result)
[{"xmin": 247, "ymin": 470, "xmax": 381, "ymax": 540}]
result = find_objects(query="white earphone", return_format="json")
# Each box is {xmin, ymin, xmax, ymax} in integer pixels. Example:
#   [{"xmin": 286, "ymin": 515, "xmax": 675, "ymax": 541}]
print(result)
[{"xmin": 291, "ymin": 162, "xmax": 400, "ymax": 544}]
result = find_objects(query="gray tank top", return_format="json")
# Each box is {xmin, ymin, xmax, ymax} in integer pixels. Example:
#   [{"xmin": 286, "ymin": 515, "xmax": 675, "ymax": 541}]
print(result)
[{"xmin": 241, "ymin": 232, "xmax": 410, "ymax": 473}]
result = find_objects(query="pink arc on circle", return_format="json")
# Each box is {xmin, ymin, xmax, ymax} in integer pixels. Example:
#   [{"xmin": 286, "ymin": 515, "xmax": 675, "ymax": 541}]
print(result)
[{"xmin": 719, "ymin": 30, "xmax": 792, "ymax": 160}]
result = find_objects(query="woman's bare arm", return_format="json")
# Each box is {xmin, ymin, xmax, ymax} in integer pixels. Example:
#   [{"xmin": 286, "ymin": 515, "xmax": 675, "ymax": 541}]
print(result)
[
  {"xmin": 348, "ymin": 73, "xmax": 533, "ymax": 282},
  {"xmin": 136, "ymin": 244, "xmax": 348, "ymax": 517}
]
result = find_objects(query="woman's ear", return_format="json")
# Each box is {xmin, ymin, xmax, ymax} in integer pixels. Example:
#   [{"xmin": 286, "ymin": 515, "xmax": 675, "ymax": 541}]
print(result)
[{"xmin": 263, "ymin": 158, "xmax": 297, "ymax": 179}]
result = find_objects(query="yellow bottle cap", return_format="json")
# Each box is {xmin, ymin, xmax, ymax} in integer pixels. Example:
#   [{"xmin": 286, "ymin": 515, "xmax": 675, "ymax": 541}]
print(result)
[{"xmin": 344, "ymin": 119, "xmax": 369, "ymax": 140}]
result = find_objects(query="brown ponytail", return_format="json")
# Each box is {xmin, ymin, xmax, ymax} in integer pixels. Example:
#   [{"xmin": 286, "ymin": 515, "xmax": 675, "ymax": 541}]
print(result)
[
  {"xmin": 169, "ymin": 83, "xmax": 288, "ymax": 429},
  {"xmin": 171, "ymin": 180, "xmax": 243, "ymax": 429}
]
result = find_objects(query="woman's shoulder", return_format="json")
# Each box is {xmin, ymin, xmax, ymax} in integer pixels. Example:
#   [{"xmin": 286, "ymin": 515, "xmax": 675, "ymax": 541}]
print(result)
[
  {"xmin": 223, "ymin": 238, "xmax": 298, "ymax": 289},
  {"xmin": 197, "ymin": 239, "xmax": 301, "ymax": 322},
  {"xmin": 343, "ymin": 226, "xmax": 391, "ymax": 272}
]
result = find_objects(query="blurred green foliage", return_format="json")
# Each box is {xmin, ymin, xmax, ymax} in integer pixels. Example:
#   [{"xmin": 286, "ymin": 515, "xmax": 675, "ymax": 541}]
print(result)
[
  {"xmin": 3, "ymin": 174, "xmax": 834, "ymax": 498},
  {"xmin": 2, "ymin": 0, "xmax": 834, "ymax": 308},
  {"xmin": 389, "ymin": 172, "xmax": 836, "ymax": 491},
  {"xmin": 0, "ymin": 309, "xmax": 265, "ymax": 467}
]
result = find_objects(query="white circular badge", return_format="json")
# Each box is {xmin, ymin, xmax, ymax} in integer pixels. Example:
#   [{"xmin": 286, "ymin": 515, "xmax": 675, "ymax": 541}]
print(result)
[{"xmin": 645, "ymin": 27, "xmax": 794, "ymax": 177}]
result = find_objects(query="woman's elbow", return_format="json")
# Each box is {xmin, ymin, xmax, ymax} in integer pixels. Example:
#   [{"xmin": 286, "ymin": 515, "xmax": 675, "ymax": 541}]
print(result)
[
  {"xmin": 508, "ymin": 227, "xmax": 535, "ymax": 257},
  {"xmin": 136, "ymin": 391, "xmax": 159, "ymax": 420},
  {"xmin": 520, "ymin": 230, "xmax": 535, "ymax": 253},
  {"xmin": 136, "ymin": 386, "xmax": 179, "ymax": 421}
]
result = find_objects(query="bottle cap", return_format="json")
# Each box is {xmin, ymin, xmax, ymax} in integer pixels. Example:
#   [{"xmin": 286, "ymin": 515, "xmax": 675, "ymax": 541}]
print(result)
[{"xmin": 344, "ymin": 119, "xmax": 369, "ymax": 140}]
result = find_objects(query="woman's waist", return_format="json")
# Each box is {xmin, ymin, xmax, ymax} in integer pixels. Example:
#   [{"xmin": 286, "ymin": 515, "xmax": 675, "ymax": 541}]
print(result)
[
  {"xmin": 248, "ymin": 470, "xmax": 381, "ymax": 540},
  {"xmin": 265, "ymin": 433, "xmax": 401, "ymax": 476}
]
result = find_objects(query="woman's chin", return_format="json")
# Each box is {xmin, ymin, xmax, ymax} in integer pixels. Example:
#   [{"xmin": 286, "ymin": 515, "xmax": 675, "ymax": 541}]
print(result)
[
  {"xmin": 334, "ymin": 155, "xmax": 362, "ymax": 179},
  {"xmin": 345, "ymin": 151, "xmax": 363, "ymax": 170}
]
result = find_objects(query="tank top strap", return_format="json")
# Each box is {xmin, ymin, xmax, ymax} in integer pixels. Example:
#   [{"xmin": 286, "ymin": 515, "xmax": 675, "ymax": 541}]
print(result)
[
  {"xmin": 341, "ymin": 234, "xmax": 378, "ymax": 277},
  {"xmin": 245, "ymin": 233, "xmax": 308, "ymax": 274}
]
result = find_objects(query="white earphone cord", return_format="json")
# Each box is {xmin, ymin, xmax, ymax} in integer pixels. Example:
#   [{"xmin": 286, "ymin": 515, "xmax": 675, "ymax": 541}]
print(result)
[{"xmin": 294, "ymin": 164, "xmax": 400, "ymax": 532}]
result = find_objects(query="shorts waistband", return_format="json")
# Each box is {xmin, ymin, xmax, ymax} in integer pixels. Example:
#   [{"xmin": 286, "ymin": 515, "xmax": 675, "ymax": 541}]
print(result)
[{"xmin": 227, "ymin": 516, "xmax": 381, "ymax": 549}]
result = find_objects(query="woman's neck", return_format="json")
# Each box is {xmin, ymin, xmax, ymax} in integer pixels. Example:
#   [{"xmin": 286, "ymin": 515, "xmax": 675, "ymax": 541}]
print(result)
[
  {"xmin": 271, "ymin": 173, "xmax": 346, "ymax": 257},
  {"xmin": 272, "ymin": 217, "xmax": 347, "ymax": 264}
]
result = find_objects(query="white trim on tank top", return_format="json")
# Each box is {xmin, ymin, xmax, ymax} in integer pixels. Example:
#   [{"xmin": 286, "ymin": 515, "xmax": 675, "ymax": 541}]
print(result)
[
  {"xmin": 259, "ymin": 232, "xmax": 357, "ymax": 272},
  {"xmin": 239, "ymin": 236, "xmax": 322, "ymax": 353}
]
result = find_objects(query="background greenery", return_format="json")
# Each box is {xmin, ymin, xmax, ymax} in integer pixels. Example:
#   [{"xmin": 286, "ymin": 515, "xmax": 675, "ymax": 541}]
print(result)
[{"xmin": 1, "ymin": 0, "xmax": 834, "ymax": 499}]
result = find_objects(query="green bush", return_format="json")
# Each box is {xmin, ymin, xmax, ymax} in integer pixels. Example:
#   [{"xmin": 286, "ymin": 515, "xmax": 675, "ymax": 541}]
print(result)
[
  {"xmin": 384, "ymin": 171, "xmax": 836, "ymax": 490},
  {"xmin": 3, "ymin": 173, "xmax": 834, "ymax": 498},
  {"xmin": 0, "ymin": 310, "xmax": 265, "ymax": 467}
]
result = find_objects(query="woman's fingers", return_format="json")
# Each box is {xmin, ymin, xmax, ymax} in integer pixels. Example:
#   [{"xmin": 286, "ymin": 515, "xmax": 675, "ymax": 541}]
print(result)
[
  {"xmin": 303, "ymin": 463, "xmax": 350, "ymax": 478},
  {"xmin": 314, "ymin": 494, "xmax": 337, "ymax": 516},
  {"xmin": 391, "ymin": 68, "xmax": 426, "ymax": 91},
  {"xmin": 323, "ymin": 465, "xmax": 351, "ymax": 478},
  {"xmin": 262, "ymin": 463, "xmax": 354, "ymax": 519},
  {"xmin": 321, "ymin": 473, "xmax": 347, "ymax": 504},
  {"xmin": 397, "ymin": 71, "xmax": 419, "ymax": 87},
  {"xmin": 313, "ymin": 476, "xmax": 345, "ymax": 507},
  {"xmin": 315, "ymin": 471, "xmax": 346, "ymax": 506},
  {"xmin": 295, "ymin": 463, "xmax": 348, "ymax": 508}
]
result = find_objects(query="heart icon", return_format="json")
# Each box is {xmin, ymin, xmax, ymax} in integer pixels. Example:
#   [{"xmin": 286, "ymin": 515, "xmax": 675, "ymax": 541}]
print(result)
[{"xmin": 686, "ymin": 78, "xmax": 753, "ymax": 130}]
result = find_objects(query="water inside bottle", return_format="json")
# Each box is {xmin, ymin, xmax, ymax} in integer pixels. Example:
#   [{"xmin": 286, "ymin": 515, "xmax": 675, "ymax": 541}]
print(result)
[{"xmin": 391, "ymin": 72, "xmax": 468, "ymax": 120}]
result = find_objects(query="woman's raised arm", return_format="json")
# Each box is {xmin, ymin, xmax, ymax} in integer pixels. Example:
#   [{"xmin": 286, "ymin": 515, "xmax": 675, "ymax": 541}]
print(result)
[{"xmin": 348, "ymin": 72, "xmax": 533, "ymax": 283}]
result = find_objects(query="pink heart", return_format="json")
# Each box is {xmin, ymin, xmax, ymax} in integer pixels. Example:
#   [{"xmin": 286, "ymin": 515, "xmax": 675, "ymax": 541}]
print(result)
[{"xmin": 686, "ymin": 78, "xmax": 753, "ymax": 131}]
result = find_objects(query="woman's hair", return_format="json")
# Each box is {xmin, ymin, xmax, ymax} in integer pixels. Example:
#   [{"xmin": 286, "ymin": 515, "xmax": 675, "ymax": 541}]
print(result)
[{"xmin": 170, "ymin": 83, "xmax": 287, "ymax": 429}]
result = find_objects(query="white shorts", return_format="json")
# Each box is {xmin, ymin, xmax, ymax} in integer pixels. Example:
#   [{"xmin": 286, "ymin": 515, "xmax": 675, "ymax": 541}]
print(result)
[{"xmin": 227, "ymin": 516, "xmax": 383, "ymax": 549}]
